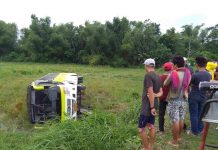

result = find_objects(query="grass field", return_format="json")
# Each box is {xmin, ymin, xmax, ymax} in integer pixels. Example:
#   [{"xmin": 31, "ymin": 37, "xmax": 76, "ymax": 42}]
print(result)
[{"xmin": 0, "ymin": 62, "xmax": 217, "ymax": 150}]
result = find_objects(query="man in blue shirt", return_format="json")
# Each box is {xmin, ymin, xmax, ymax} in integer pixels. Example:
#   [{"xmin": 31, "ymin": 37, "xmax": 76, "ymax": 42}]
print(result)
[{"xmin": 188, "ymin": 56, "xmax": 211, "ymax": 135}]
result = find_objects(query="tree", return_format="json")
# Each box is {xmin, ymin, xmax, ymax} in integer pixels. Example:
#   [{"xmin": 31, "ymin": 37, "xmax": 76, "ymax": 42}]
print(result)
[
  {"xmin": 50, "ymin": 23, "xmax": 79, "ymax": 62},
  {"xmin": 180, "ymin": 24, "xmax": 203, "ymax": 57},
  {"xmin": 2, "ymin": 15, "xmax": 217, "ymax": 66},
  {"xmin": 19, "ymin": 15, "xmax": 53, "ymax": 62},
  {"xmin": 121, "ymin": 20, "xmax": 166, "ymax": 66},
  {"xmin": 203, "ymin": 24, "xmax": 218, "ymax": 55},
  {"xmin": 105, "ymin": 17, "xmax": 131, "ymax": 66},
  {"xmin": 159, "ymin": 27, "xmax": 184, "ymax": 55},
  {"xmin": 77, "ymin": 21, "xmax": 111, "ymax": 65},
  {"xmin": 0, "ymin": 21, "xmax": 17, "ymax": 56}
]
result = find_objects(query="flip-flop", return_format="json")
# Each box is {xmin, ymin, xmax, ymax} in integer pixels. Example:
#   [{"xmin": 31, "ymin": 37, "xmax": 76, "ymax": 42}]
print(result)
[{"xmin": 167, "ymin": 141, "xmax": 179, "ymax": 147}]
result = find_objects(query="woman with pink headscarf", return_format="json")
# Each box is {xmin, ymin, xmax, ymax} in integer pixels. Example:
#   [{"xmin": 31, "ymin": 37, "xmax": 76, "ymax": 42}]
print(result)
[{"xmin": 164, "ymin": 55, "xmax": 191, "ymax": 147}]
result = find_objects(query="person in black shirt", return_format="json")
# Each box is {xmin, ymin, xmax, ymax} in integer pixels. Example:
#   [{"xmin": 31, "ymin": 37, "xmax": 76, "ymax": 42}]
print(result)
[{"xmin": 138, "ymin": 58, "xmax": 163, "ymax": 150}]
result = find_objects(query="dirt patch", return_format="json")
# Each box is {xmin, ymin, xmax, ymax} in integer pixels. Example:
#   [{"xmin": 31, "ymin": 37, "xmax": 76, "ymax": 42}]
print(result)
[
  {"xmin": 109, "ymin": 103, "xmax": 128, "ymax": 113},
  {"xmin": 10, "ymin": 102, "xmax": 24, "ymax": 118}
]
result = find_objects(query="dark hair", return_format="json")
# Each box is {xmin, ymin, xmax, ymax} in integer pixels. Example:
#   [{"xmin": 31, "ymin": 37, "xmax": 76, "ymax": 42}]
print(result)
[
  {"xmin": 195, "ymin": 56, "xmax": 207, "ymax": 67},
  {"xmin": 172, "ymin": 55, "xmax": 185, "ymax": 68}
]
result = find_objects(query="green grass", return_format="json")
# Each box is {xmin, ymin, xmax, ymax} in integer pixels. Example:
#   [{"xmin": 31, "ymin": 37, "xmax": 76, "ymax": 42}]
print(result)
[{"xmin": 0, "ymin": 62, "xmax": 217, "ymax": 150}]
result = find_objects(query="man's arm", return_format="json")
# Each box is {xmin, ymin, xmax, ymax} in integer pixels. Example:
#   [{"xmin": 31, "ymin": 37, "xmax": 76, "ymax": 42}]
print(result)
[
  {"xmin": 147, "ymin": 86, "xmax": 156, "ymax": 116},
  {"xmin": 184, "ymin": 70, "xmax": 192, "ymax": 99},
  {"xmin": 148, "ymin": 88, "xmax": 163, "ymax": 97},
  {"xmin": 164, "ymin": 74, "xmax": 171, "ymax": 86},
  {"xmin": 154, "ymin": 87, "xmax": 163, "ymax": 98}
]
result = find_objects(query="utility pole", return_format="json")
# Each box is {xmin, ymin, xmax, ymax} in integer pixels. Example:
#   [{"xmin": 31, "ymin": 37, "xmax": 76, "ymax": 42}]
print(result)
[
  {"xmin": 188, "ymin": 33, "xmax": 192, "ymax": 59},
  {"xmin": 188, "ymin": 38, "xmax": 191, "ymax": 58}
]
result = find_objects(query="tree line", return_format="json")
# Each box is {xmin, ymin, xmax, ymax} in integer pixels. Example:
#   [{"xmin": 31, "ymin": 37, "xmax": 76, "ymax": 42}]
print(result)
[{"xmin": 0, "ymin": 14, "xmax": 218, "ymax": 67}]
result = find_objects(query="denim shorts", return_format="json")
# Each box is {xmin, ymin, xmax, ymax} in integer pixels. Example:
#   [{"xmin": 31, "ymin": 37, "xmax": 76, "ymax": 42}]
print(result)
[
  {"xmin": 167, "ymin": 98, "xmax": 187, "ymax": 122},
  {"xmin": 138, "ymin": 114, "xmax": 155, "ymax": 128}
]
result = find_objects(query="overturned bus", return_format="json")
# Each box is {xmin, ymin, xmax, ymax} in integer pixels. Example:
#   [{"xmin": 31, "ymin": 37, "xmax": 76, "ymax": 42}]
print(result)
[{"xmin": 27, "ymin": 73, "xmax": 86, "ymax": 123}]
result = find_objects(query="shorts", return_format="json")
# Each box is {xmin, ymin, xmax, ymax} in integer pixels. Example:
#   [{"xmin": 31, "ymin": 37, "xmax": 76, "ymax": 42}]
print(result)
[
  {"xmin": 138, "ymin": 114, "xmax": 155, "ymax": 129},
  {"xmin": 167, "ymin": 98, "xmax": 187, "ymax": 122}
]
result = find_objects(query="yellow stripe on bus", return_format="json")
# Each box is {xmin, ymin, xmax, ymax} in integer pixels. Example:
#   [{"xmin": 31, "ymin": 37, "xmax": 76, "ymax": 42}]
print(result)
[
  {"xmin": 54, "ymin": 73, "xmax": 68, "ymax": 82},
  {"xmin": 59, "ymin": 85, "xmax": 66, "ymax": 121}
]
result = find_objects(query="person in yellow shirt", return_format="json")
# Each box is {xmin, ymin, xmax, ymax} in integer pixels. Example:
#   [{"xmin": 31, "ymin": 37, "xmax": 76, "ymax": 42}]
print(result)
[
  {"xmin": 214, "ymin": 65, "xmax": 218, "ymax": 80},
  {"xmin": 206, "ymin": 62, "xmax": 217, "ymax": 80}
]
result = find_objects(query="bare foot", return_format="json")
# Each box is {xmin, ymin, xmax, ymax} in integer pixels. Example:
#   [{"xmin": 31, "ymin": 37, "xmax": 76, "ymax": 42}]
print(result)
[
  {"xmin": 167, "ymin": 140, "xmax": 179, "ymax": 147},
  {"xmin": 148, "ymin": 144, "xmax": 153, "ymax": 150}
]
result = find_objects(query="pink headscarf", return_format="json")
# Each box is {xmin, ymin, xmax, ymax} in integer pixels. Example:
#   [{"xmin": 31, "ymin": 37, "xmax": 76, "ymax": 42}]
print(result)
[{"xmin": 171, "ymin": 68, "xmax": 191, "ymax": 92}]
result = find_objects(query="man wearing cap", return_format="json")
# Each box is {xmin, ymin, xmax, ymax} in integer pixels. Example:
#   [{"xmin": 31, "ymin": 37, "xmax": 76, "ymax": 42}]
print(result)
[
  {"xmin": 138, "ymin": 58, "xmax": 163, "ymax": 150},
  {"xmin": 158, "ymin": 62, "xmax": 173, "ymax": 135}
]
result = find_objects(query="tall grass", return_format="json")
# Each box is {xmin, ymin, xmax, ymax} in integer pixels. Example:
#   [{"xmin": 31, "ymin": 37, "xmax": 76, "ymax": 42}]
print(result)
[{"xmin": 26, "ymin": 112, "xmax": 138, "ymax": 150}]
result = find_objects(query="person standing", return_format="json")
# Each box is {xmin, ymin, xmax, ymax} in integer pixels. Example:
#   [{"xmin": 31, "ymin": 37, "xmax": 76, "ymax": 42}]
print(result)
[
  {"xmin": 184, "ymin": 57, "xmax": 194, "ymax": 75},
  {"xmin": 183, "ymin": 57, "xmax": 193, "ymax": 131},
  {"xmin": 213, "ymin": 64, "xmax": 218, "ymax": 130},
  {"xmin": 214, "ymin": 65, "xmax": 218, "ymax": 80},
  {"xmin": 206, "ymin": 61, "xmax": 217, "ymax": 80},
  {"xmin": 138, "ymin": 58, "xmax": 163, "ymax": 150},
  {"xmin": 188, "ymin": 57, "xmax": 212, "ymax": 135},
  {"xmin": 164, "ymin": 55, "xmax": 191, "ymax": 146},
  {"xmin": 158, "ymin": 62, "xmax": 173, "ymax": 134}
]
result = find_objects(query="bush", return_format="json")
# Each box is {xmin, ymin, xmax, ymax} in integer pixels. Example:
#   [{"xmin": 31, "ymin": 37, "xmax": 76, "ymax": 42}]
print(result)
[
  {"xmin": 110, "ymin": 57, "xmax": 128, "ymax": 67},
  {"xmin": 88, "ymin": 54, "xmax": 103, "ymax": 66},
  {"xmin": 198, "ymin": 51, "xmax": 218, "ymax": 61}
]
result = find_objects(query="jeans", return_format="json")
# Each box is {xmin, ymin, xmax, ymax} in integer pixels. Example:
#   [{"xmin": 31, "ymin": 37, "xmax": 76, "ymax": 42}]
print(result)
[
  {"xmin": 159, "ymin": 100, "xmax": 168, "ymax": 132},
  {"xmin": 188, "ymin": 92, "xmax": 206, "ymax": 135}
]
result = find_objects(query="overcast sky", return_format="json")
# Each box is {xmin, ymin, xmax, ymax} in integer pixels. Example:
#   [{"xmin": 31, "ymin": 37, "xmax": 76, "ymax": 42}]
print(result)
[{"xmin": 0, "ymin": 0, "xmax": 217, "ymax": 32}]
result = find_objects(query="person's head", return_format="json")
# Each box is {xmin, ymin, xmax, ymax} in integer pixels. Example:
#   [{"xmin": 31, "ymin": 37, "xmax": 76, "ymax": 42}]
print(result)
[
  {"xmin": 195, "ymin": 56, "xmax": 207, "ymax": 68},
  {"xmin": 206, "ymin": 61, "xmax": 217, "ymax": 71},
  {"xmin": 183, "ymin": 57, "xmax": 190, "ymax": 66},
  {"xmin": 172, "ymin": 55, "xmax": 185, "ymax": 69},
  {"xmin": 163, "ymin": 62, "xmax": 173, "ymax": 72},
  {"xmin": 143, "ymin": 58, "xmax": 155, "ymax": 72},
  {"xmin": 183, "ymin": 57, "xmax": 187, "ymax": 64}
]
